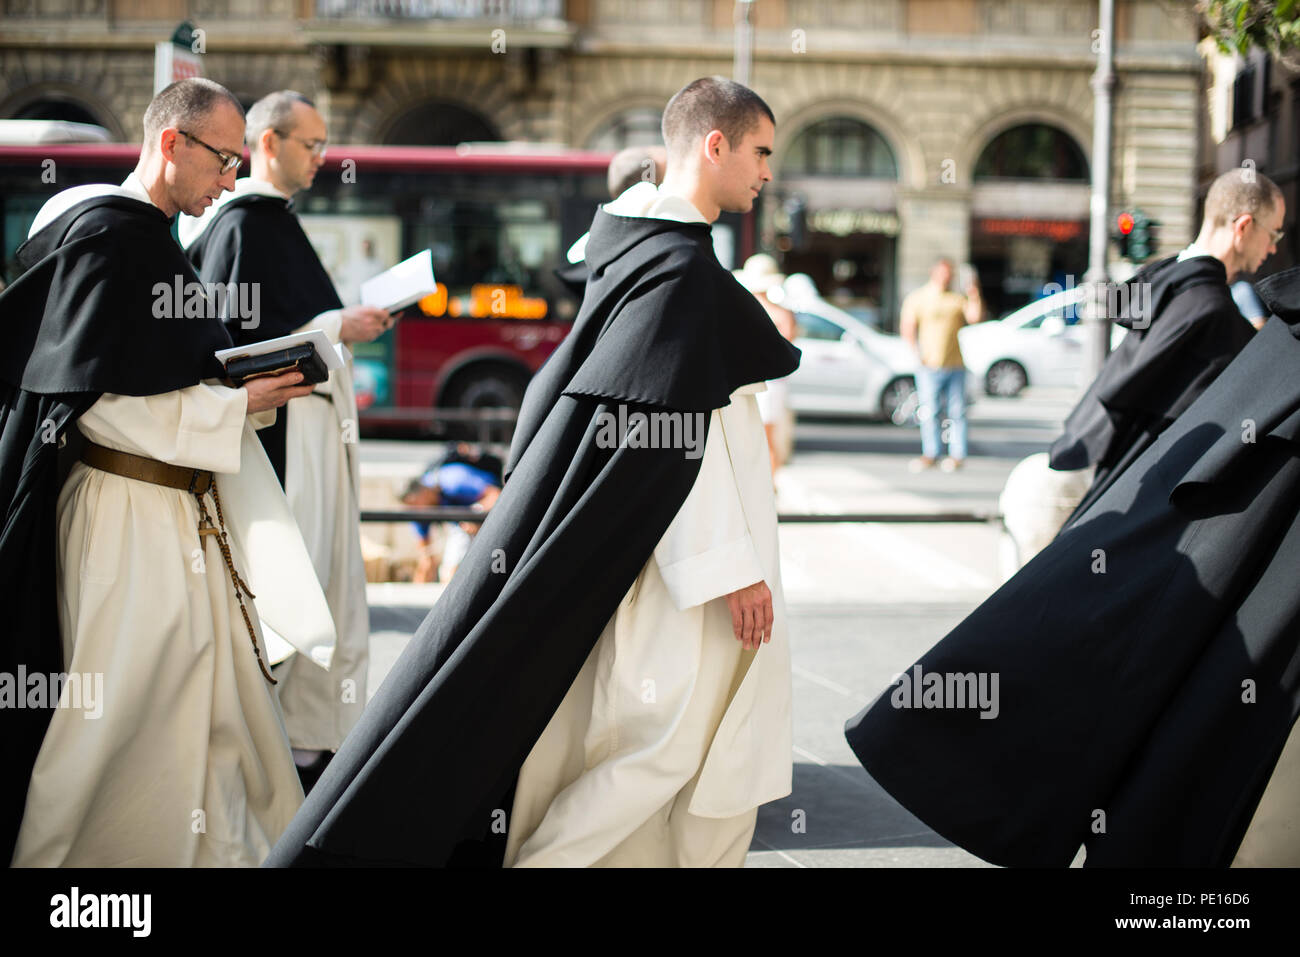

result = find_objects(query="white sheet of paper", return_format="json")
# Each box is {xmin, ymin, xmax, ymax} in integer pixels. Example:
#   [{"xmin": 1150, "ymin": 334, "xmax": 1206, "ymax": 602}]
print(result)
[
  {"xmin": 215, "ymin": 328, "xmax": 345, "ymax": 373},
  {"xmin": 360, "ymin": 248, "xmax": 436, "ymax": 313}
]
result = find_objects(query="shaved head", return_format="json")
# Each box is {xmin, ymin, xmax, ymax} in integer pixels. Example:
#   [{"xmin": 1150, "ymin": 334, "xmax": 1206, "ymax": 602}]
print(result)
[
  {"xmin": 607, "ymin": 145, "xmax": 667, "ymax": 199},
  {"xmin": 1203, "ymin": 167, "xmax": 1283, "ymax": 230},
  {"xmin": 661, "ymin": 76, "xmax": 774, "ymax": 160},
  {"xmin": 245, "ymin": 90, "xmax": 316, "ymax": 153},
  {"xmin": 142, "ymin": 78, "xmax": 243, "ymax": 153}
]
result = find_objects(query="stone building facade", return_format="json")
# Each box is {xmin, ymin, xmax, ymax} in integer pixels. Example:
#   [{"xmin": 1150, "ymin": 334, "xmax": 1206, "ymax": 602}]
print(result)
[
  {"xmin": 1200, "ymin": 40, "xmax": 1300, "ymax": 279},
  {"xmin": 1, "ymin": 0, "xmax": 1206, "ymax": 321}
]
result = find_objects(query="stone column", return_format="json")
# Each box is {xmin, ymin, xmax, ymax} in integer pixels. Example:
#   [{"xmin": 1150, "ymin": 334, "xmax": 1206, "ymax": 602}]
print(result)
[{"xmin": 895, "ymin": 187, "xmax": 973, "ymax": 300}]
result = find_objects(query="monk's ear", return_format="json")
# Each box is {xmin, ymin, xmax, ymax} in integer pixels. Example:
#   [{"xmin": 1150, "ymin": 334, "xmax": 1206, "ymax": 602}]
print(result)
[
  {"xmin": 258, "ymin": 126, "xmax": 279, "ymax": 159},
  {"xmin": 1233, "ymin": 213, "xmax": 1254, "ymax": 244},
  {"xmin": 702, "ymin": 129, "xmax": 728, "ymax": 165},
  {"xmin": 158, "ymin": 128, "xmax": 181, "ymax": 163}
]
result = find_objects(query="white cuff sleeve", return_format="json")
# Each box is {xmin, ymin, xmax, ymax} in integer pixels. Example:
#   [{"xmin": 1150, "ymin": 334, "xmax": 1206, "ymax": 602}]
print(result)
[
  {"xmin": 653, "ymin": 409, "xmax": 764, "ymax": 611},
  {"xmin": 77, "ymin": 382, "xmax": 249, "ymax": 473}
]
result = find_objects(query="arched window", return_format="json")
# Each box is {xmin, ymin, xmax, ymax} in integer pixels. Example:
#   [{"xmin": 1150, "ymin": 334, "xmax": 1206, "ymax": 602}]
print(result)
[
  {"xmin": 11, "ymin": 96, "xmax": 103, "ymax": 128},
  {"xmin": 381, "ymin": 101, "xmax": 500, "ymax": 146},
  {"xmin": 974, "ymin": 124, "xmax": 1089, "ymax": 181},
  {"xmin": 585, "ymin": 107, "xmax": 663, "ymax": 152},
  {"xmin": 782, "ymin": 117, "xmax": 898, "ymax": 178}
]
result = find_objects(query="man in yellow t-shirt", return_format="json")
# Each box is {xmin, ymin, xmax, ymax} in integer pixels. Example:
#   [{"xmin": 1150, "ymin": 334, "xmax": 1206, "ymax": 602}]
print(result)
[{"xmin": 900, "ymin": 258, "xmax": 984, "ymax": 471}]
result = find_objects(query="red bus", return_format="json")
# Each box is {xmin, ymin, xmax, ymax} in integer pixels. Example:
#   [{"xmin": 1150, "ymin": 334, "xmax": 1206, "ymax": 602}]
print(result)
[{"xmin": 0, "ymin": 139, "xmax": 757, "ymax": 431}]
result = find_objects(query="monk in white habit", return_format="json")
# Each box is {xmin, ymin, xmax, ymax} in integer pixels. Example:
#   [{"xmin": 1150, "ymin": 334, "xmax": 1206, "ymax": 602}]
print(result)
[
  {"xmin": 181, "ymin": 91, "xmax": 388, "ymax": 792},
  {"xmin": 6, "ymin": 78, "xmax": 334, "ymax": 867},
  {"xmin": 505, "ymin": 78, "xmax": 793, "ymax": 867},
  {"xmin": 263, "ymin": 77, "xmax": 799, "ymax": 869}
]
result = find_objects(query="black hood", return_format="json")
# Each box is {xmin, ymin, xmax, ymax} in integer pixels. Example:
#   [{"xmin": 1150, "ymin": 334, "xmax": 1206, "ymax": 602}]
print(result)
[
  {"xmin": 1, "ymin": 194, "xmax": 231, "ymax": 396},
  {"xmin": 507, "ymin": 207, "xmax": 801, "ymax": 460},
  {"xmin": 583, "ymin": 208, "xmax": 714, "ymax": 276},
  {"xmin": 16, "ymin": 195, "xmax": 169, "ymax": 268},
  {"xmin": 1114, "ymin": 255, "xmax": 1229, "ymax": 330}
]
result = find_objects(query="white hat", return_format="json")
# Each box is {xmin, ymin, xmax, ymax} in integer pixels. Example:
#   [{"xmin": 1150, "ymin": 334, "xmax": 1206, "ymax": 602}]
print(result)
[
  {"xmin": 732, "ymin": 253, "xmax": 786, "ymax": 296},
  {"xmin": 781, "ymin": 273, "xmax": 820, "ymax": 304}
]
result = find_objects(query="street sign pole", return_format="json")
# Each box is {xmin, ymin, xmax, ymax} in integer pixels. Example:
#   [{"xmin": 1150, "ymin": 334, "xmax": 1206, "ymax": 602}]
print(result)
[
  {"xmin": 733, "ymin": 0, "xmax": 754, "ymax": 87},
  {"xmin": 1084, "ymin": 0, "xmax": 1116, "ymax": 382}
]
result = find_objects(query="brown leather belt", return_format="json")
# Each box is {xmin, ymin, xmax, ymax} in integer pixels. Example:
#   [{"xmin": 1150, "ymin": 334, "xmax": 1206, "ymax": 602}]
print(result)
[
  {"xmin": 81, "ymin": 440, "xmax": 214, "ymax": 495},
  {"xmin": 77, "ymin": 439, "xmax": 276, "ymax": 685}
]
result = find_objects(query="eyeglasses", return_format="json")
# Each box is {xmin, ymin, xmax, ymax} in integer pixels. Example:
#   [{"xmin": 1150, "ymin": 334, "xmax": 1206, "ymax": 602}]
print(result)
[
  {"xmin": 179, "ymin": 129, "xmax": 242, "ymax": 175},
  {"xmin": 1236, "ymin": 213, "xmax": 1285, "ymax": 245},
  {"xmin": 274, "ymin": 129, "xmax": 328, "ymax": 159}
]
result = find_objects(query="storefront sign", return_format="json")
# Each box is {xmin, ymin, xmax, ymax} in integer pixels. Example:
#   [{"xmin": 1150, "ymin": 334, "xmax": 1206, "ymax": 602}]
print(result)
[
  {"xmin": 806, "ymin": 208, "xmax": 900, "ymax": 237},
  {"xmin": 976, "ymin": 218, "xmax": 1084, "ymax": 242}
]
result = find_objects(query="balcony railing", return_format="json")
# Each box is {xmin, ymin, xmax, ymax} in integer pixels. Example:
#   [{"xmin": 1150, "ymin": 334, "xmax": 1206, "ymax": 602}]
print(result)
[{"xmin": 315, "ymin": 0, "xmax": 563, "ymax": 19}]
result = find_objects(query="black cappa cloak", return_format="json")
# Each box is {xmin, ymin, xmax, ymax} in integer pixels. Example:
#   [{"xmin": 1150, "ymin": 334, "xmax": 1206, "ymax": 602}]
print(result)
[
  {"xmin": 844, "ymin": 267, "xmax": 1300, "ymax": 867},
  {"xmin": 264, "ymin": 206, "xmax": 801, "ymax": 867},
  {"xmin": 0, "ymin": 193, "xmax": 232, "ymax": 864},
  {"xmin": 554, "ymin": 259, "xmax": 590, "ymax": 299},
  {"xmin": 185, "ymin": 192, "xmax": 343, "ymax": 487},
  {"xmin": 1049, "ymin": 256, "xmax": 1254, "ymax": 528}
]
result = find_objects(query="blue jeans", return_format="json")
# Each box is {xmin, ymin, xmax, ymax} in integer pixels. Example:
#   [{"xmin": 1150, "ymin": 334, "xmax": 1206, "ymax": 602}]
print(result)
[{"xmin": 916, "ymin": 366, "xmax": 968, "ymax": 460}]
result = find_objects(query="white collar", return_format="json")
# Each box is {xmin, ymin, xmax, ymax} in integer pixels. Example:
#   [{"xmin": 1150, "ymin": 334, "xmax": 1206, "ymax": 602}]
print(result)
[
  {"xmin": 27, "ymin": 173, "xmax": 160, "ymax": 239},
  {"xmin": 119, "ymin": 172, "xmax": 158, "ymax": 208},
  {"xmin": 567, "ymin": 184, "xmax": 710, "ymax": 264},
  {"xmin": 602, "ymin": 181, "xmax": 710, "ymax": 225}
]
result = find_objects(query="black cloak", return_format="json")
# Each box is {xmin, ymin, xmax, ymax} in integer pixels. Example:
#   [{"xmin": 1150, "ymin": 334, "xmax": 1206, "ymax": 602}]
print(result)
[
  {"xmin": 265, "ymin": 207, "xmax": 800, "ymax": 867},
  {"xmin": 0, "ymin": 194, "xmax": 232, "ymax": 863},
  {"xmin": 844, "ymin": 267, "xmax": 1300, "ymax": 867},
  {"xmin": 554, "ymin": 259, "xmax": 590, "ymax": 299},
  {"xmin": 185, "ymin": 192, "xmax": 343, "ymax": 486},
  {"xmin": 1049, "ymin": 256, "xmax": 1253, "ymax": 526}
]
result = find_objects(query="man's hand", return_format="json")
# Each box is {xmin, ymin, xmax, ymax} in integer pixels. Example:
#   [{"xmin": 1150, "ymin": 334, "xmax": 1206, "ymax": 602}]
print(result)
[
  {"xmin": 900, "ymin": 300, "xmax": 918, "ymax": 350},
  {"xmin": 964, "ymin": 283, "xmax": 984, "ymax": 324},
  {"xmin": 339, "ymin": 305, "xmax": 392, "ymax": 344},
  {"xmin": 725, "ymin": 580, "xmax": 773, "ymax": 650},
  {"xmin": 243, "ymin": 371, "xmax": 316, "ymax": 413}
]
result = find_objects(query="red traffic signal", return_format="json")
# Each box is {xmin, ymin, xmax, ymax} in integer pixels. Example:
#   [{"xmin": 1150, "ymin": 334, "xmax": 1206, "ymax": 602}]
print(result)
[{"xmin": 1117, "ymin": 212, "xmax": 1135, "ymax": 235}]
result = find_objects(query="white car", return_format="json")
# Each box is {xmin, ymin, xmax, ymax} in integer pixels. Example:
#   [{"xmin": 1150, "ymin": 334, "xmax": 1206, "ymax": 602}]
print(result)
[
  {"xmin": 959, "ymin": 287, "xmax": 1126, "ymax": 396},
  {"xmin": 781, "ymin": 289, "xmax": 923, "ymax": 425}
]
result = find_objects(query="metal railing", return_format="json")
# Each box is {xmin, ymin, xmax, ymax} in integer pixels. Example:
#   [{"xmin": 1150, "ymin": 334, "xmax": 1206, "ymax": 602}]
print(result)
[
  {"xmin": 362, "ymin": 507, "xmax": 1003, "ymax": 525},
  {"xmin": 315, "ymin": 0, "xmax": 563, "ymax": 18},
  {"xmin": 359, "ymin": 406, "xmax": 1003, "ymax": 525},
  {"xmin": 361, "ymin": 406, "xmax": 517, "ymax": 445}
]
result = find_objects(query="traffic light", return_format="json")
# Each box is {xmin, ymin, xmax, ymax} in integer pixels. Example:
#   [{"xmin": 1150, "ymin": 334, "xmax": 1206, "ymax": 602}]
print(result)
[
  {"xmin": 1115, "ymin": 211, "xmax": 1134, "ymax": 259},
  {"xmin": 1129, "ymin": 210, "xmax": 1157, "ymax": 262},
  {"xmin": 1114, "ymin": 209, "xmax": 1159, "ymax": 263}
]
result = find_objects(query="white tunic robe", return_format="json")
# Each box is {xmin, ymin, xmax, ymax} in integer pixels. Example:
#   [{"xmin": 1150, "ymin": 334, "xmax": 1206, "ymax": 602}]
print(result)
[
  {"xmin": 506, "ymin": 388, "xmax": 793, "ymax": 867},
  {"xmin": 275, "ymin": 315, "xmax": 369, "ymax": 751},
  {"xmin": 181, "ymin": 177, "xmax": 369, "ymax": 752},
  {"xmin": 12, "ymin": 387, "xmax": 333, "ymax": 867},
  {"xmin": 1232, "ymin": 716, "xmax": 1300, "ymax": 865},
  {"xmin": 505, "ymin": 183, "xmax": 793, "ymax": 867},
  {"xmin": 11, "ymin": 176, "xmax": 335, "ymax": 866}
]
